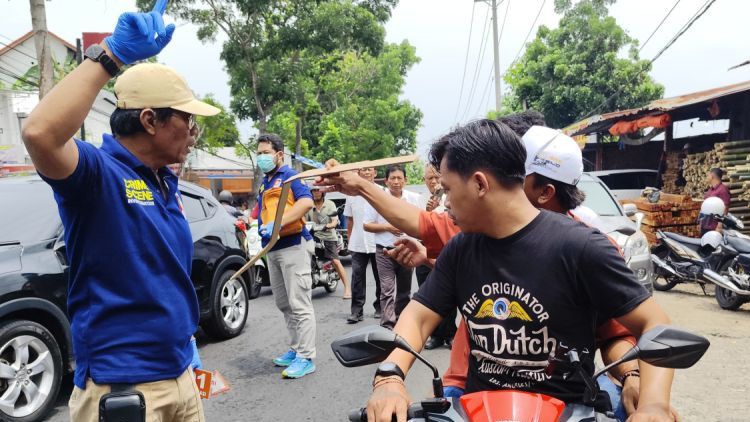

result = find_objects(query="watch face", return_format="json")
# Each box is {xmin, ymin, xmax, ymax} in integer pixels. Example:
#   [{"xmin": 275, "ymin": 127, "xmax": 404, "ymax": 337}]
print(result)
[
  {"xmin": 379, "ymin": 362, "xmax": 397, "ymax": 371},
  {"xmin": 85, "ymin": 45, "xmax": 104, "ymax": 60}
]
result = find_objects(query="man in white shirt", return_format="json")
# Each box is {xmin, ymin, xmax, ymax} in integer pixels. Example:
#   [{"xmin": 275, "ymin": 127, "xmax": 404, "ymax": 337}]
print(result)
[
  {"xmin": 344, "ymin": 167, "xmax": 383, "ymax": 323},
  {"xmin": 364, "ymin": 164, "xmax": 422, "ymax": 329}
]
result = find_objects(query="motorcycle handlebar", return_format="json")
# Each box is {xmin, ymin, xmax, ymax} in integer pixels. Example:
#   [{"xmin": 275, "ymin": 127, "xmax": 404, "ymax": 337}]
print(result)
[{"xmin": 348, "ymin": 404, "xmax": 422, "ymax": 422}]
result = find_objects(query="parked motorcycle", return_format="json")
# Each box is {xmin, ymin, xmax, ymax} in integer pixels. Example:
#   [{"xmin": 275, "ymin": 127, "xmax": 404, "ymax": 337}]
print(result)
[
  {"xmin": 332, "ymin": 325, "xmax": 709, "ymax": 422},
  {"xmin": 245, "ymin": 219, "xmax": 269, "ymax": 299},
  {"xmin": 651, "ymin": 198, "xmax": 750, "ymax": 309}
]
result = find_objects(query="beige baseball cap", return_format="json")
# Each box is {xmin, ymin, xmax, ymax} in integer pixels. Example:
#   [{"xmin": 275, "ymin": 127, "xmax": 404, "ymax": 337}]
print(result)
[{"xmin": 114, "ymin": 63, "xmax": 220, "ymax": 116}]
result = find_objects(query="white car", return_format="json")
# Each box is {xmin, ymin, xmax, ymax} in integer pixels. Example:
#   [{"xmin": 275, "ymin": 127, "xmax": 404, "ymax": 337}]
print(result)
[{"xmin": 579, "ymin": 173, "xmax": 654, "ymax": 291}]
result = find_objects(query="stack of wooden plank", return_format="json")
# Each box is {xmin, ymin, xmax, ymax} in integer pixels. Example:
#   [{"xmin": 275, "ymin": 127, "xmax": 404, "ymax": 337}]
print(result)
[
  {"xmin": 680, "ymin": 140, "xmax": 750, "ymax": 234},
  {"xmin": 661, "ymin": 151, "xmax": 683, "ymax": 195},
  {"xmin": 622, "ymin": 194, "xmax": 702, "ymax": 246}
]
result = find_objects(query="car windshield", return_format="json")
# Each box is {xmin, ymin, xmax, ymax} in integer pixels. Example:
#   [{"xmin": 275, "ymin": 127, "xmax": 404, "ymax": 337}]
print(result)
[
  {"xmin": 0, "ymin": 181, "xmax": 61, "ymax": 244},
  {"xmin": 579, "ymin": 180, "xmax": 623, "ymax": 217}
]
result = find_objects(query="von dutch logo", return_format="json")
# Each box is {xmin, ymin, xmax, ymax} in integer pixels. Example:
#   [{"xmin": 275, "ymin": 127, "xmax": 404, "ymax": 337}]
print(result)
[{"xmin": 474, "ymin": 298, "xmax": 532, "ymax": 322}]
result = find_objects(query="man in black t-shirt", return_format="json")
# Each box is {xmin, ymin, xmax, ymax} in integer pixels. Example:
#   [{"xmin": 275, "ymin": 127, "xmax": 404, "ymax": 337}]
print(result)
[{"xmin": 365, "ymin": 120, "xmax": 674, "ymax": 422}]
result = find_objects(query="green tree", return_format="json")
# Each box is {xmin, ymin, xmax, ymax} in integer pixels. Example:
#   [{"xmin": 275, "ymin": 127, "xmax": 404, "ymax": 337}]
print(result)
[
  {"xmin": 503, "ymin": 0, "xmax": 664, "ymax": 129},
  {"xmin": 137, "ymin": 0, "xmax": 420, "ymax": 162},
  {"xmin": 405, "ymin": 158, "xmax": 425, "ymax": 185},
  {"xmin": 195, "ymin": 94, "xmax": 241, "ymax": 152}
]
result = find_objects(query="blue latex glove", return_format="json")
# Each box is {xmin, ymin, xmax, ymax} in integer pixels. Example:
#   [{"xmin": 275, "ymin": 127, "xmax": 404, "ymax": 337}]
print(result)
[
  {"xmin": 443, "ymin": 386, "xmax": 464, "ymax": 398},
  {"xmin": 105, "ymin": 0, "xmax": 175, "ymax": 65},
  {"xmin": 190, "ymin": 337, "xmax": 202, "ymax": 370},
  {"xmin": 259, "ymin": 222, "xmax": 275, "ymax": 241}
]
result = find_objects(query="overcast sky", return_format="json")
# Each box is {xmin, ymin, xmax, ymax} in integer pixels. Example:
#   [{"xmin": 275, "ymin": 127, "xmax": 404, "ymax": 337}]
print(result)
[{"xmin": 3, "ymin": 0, "xmax": 749, "ymax": 155}]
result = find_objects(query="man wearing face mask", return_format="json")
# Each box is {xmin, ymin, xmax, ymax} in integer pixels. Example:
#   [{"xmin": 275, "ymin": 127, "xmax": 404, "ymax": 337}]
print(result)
[{"xmin": 255, "ymin": 133, "xmax": 317, "ymax": 379}]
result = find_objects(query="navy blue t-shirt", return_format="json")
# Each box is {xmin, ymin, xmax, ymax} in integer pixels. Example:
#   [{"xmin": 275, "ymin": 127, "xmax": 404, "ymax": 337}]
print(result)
[
  {"xmin": 40, "ymin": 135, "xmax": 198, "ymax": 389},
  {"xmin": 257, "ymin": 165, "xmax": 312, "ymax": 251}
]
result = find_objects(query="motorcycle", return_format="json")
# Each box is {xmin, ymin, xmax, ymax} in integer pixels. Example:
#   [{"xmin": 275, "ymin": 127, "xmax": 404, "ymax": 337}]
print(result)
[
  {"xmin": 651, "ymin": 212, "xmax": 750, "ymax": 309},
  {"xmin": 306, "ymin": 222, "xmax": 341, "ymax": 293},
  {"xmin": 703, "ymin": 215, "xmax": 750, "ymax": 310},
  {"xmin": 332, "ymin": 325, "xmax": 709, "ymax": 422},
  {"xmin": 245, "ymin": 218, "xmax": 269, "ymax": 299}
]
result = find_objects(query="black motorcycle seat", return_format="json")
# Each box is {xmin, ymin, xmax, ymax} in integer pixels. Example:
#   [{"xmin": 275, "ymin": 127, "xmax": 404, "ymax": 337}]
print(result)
[
  {"xmin": 662, "ymin": 231, "xmax": 703, "ymax": 247},
  {"xmin": 727, "ymin": 235, "xmax": 750, "ymax": 253}
]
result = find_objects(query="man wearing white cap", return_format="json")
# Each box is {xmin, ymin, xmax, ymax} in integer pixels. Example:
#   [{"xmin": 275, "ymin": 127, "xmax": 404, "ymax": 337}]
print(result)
[{"xmin": 22, "ymin": 2, "xmax": 215, "ymax": 420}]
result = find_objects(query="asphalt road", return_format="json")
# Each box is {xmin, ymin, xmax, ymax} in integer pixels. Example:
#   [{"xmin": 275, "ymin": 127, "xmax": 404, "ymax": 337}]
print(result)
[
  {"xmin": 44, "ymin": 259, "xmax": 451, "ymax": 421},
  {"xmin": 43, "ymin": 263, "xmax": 750, "ymax": 421}
]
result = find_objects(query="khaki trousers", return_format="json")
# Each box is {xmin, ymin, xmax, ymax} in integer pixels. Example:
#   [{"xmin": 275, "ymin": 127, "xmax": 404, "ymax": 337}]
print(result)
[
  {"xmin": 69, "ymin": 368, "xmax": 204, "ymax": 422},
  {"xmin": 266, "ymin": 240, "xmax": 317, "ymax": 359}
]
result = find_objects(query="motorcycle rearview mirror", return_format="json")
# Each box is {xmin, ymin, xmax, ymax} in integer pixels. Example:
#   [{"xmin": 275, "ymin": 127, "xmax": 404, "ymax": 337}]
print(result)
[
  {"xmin": 330, "ymin": 325, "xmax": 400, "ymax": 367},
  {"xmin": 623, "ymin": 203, "xmax": 637, "ymax": 217},
  {"xmin": 594, "ymin": 326, "xmax": 710, "ymax": 379},
  {"xmin": 331, "ymin": 325, "xmax": 447, "ymax": 398},
  {"xmin": 634, "ymin": 325, "xmax": 710, "ymax": 368}
]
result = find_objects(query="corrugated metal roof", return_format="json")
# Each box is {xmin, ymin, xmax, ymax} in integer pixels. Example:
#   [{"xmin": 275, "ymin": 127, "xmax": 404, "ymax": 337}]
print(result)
[{"xmin": 565, "ymin": 79, "xmax": 750, "ymax": 136}]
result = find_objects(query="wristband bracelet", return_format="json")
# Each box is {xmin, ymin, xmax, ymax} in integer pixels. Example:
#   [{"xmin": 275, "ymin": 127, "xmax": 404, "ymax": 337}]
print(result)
[
  {"xmin": 372, "ymin": 376, "xmax": 405, "ymax": 389},
  {"xmin": 618, "ymin": 369, "xmax": 640, "ymax": 385}
]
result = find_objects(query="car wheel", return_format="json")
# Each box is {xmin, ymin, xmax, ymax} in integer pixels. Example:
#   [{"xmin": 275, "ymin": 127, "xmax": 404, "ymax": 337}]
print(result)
[
  {"xmin": 248, "ymin": 266, "xmax": 266, "ymax": 300},
  {"xmin": 0, "ymin": 320, "xmax": 62, "ymax": 422},
  {"xmin": 204, "ymin": 270, "xmax": 249, "ymax": 340}
]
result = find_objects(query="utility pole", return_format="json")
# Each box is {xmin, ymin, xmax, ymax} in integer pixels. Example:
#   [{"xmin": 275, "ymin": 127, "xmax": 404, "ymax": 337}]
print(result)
[
  {"xmin": 29, "ymin": 0, "xmax": 54, "ymax": 98},
  {"xmin": 490, "ymin": 0, "xmax": 502, "ymax": 111}
]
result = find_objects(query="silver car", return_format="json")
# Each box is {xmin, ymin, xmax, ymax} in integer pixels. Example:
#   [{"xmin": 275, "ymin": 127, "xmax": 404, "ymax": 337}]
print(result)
[{"xmin": 579, "ymin": 173, "xmax": 654, "ymax": 291}]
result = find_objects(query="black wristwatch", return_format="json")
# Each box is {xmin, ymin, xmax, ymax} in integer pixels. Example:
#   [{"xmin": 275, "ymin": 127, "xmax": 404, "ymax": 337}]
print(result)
[
  {"xmin": 84, "ymin": 44, "xmax": 120, "ymax": 78},
  {"xmin": 375, "ymin": 361, "xmax": 405, "ymax": 381}
]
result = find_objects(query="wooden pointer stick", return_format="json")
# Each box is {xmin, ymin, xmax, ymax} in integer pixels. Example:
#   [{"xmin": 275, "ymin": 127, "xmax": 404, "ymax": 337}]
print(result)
[{"xmin": 229, "ymin": 154, "xmax": 419, "ymax": 282}]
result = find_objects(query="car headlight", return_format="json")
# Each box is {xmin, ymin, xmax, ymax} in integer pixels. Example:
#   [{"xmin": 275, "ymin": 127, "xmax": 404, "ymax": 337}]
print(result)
[{"xmin": 623, "ymin": 231, "xmax": 649, "ymax": 261}]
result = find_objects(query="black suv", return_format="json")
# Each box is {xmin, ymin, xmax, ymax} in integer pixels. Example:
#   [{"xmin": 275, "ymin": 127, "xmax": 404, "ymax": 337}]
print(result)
[{"xmin": 0, "ymin": 176, "xmax": 250, "ymax": 422}]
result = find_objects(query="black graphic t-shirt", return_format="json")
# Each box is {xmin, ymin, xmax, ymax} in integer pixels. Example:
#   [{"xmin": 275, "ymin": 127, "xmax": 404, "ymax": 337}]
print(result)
[{"xmin": 413, "ymin": 210, "xmax": 650, "ymax": 403}]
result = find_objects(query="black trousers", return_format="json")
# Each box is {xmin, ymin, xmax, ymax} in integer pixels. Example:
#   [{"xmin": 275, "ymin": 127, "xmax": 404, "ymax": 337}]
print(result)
[
  {"xmin": 350, "ymin": 252, "xmax": 382, "ymax": 316},
  {"xmin": 416, "ymin": 265, "xmax": 457, "ymax": 340}
]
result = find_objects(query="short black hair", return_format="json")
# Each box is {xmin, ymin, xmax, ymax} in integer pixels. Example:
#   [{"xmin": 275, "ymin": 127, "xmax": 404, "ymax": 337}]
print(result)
[
  {"xmin": 257, "ymin": 133, "xmax": 284, "ymax": 153},
  {"xmin": 531, "ymin": 174, "xmax": 586, "ymax": 211},
  {"xmin": 497, "ymin": 110, "xmax": 546, "ymax": 137},
  {"xmin": 110, "ymin": 108, "xmax": 175, "ymax": 137},
  {"xmin": 429, "ymin": 119, "xmax": 526, "ymax": 188},
  {"xmin": 385, "ymin": 164, "xmax": 405, "ymax": 179},
  {"xmin": 710, "ymin": 168, "xmax": 724, "ymax": 180}
]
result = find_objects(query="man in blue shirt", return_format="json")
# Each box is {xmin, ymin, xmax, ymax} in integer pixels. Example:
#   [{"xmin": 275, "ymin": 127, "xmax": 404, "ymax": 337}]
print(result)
[
  {"xmin": 21, "ymin": 2, "xmax": 217, "ymax": 420},
  {"xmin": 256, "ymin": 133, "xmax": 317, "ymax": 379}
]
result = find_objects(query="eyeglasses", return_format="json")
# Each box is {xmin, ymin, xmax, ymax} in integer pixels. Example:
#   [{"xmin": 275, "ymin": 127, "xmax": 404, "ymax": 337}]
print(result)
[{"xmin": 172, "ymin": 111, "xmax": 200, "ymax": 135}]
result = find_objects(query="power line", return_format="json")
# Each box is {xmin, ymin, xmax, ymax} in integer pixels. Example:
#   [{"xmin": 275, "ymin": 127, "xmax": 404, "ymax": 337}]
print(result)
[
  {"xmin": 639, "ymin": 0, "xmax": 681, "ymax": 52},
  {"xmin": 651, "ymin": 0, "xmax": 715, "ymax": 62},
  {"xmin": 509, "ymin": 0, "xmax": 547, "ymax": 68},
  {"xmin": 460, "ymin": 7, "xmax": 492, "ymax": 121},
  {"xmin": 0, "ymin": 66, "xmax": 39, "ymax": 88},
  {"xmin": 0, "ymin": 37, "xmax": 39, "ymax": 62},
  {"xmin": 575, "ymin": 0, "xmax": 717, "ymax": 122},
  {"xmin": 453, "ymin": 3, "xmax": 477, "ymax": 123}
]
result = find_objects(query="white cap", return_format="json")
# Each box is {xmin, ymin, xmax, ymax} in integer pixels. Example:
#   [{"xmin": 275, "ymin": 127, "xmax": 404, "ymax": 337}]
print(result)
[{"xmin": 522, "ymin": 125, "xmax": 583, "ymax": 185}]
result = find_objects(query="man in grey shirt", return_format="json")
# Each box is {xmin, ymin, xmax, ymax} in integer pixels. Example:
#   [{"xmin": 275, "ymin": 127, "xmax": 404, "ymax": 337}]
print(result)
[{"xmin": 307, "ymin": 186, "xmax": 351, "ymax": 297}]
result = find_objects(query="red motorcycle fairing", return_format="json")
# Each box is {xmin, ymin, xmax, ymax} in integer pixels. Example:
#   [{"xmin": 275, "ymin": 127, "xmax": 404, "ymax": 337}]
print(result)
[{"xmin": 459, "ymin": 390, "xmax": 566, "ymax": 422}]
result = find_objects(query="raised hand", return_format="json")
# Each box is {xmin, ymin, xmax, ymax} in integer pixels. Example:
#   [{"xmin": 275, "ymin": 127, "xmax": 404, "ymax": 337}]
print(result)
[{"xmin": 105, "ymin": 0, "xmax": 176, "ymax": 64}]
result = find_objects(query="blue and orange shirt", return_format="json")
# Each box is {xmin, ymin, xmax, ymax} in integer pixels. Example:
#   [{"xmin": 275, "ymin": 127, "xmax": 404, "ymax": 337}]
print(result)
[
  {"xmin": 40, "ymin": 135, "xmax": 198, "ymax": 389},
  {"xmin": 257, "ymin": 165, "xmax": 312, "ymax": 251}
]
